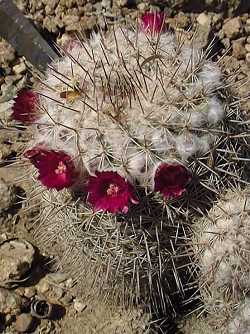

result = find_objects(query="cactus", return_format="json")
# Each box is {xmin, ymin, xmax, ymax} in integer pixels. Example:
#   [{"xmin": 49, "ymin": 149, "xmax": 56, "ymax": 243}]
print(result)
[
  {"xmin": 11, "ymin": 12, "xmax": 249, "ymax": 325},
  {"xmin": 31, "ymin": 185, "xmax": 193, "ymax": 321},
  {"xmin": 192, "ymin": 187, "xmax": 250, "ymax": 327}
]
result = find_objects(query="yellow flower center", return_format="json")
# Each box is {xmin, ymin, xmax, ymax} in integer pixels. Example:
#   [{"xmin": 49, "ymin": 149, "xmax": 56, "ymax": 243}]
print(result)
[
  {"xmin": 106, "ymin": 184, "xmax": 119, "ymax": 197},
  {"xmin": 55, "ymin": 161, "xmax": 67, "ymax": 175}
]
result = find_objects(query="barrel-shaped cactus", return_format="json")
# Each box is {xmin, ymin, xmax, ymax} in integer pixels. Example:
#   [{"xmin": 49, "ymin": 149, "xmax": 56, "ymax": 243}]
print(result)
[{"xmin": 14, "ymin": 12, "xmax": 249, "ymax": 324}]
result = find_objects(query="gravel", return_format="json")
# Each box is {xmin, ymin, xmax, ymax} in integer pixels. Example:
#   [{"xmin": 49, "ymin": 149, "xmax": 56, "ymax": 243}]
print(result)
[
  {"xmin": 0, "ymin": 179, "xmax": 14, "ymax": 213},
  {"xmin": 0, "ymin": 288, "xmax": 23, "ymax": 315},
  {"xmin": 0, "ymin": 239, "xmax": 35, "ymax": 288}
]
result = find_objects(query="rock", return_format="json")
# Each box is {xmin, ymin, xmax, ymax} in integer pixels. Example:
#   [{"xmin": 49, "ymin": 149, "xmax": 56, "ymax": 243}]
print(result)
[
  {"xmin": 175, "ymin": 12, "xmax": 190, "ymax": 29},
  {"xmin": 65, "ymin": 278, "xmax": 74, "ymax": 288},
  {"xmin": 61, "ymin": 293, "xmax": 73, "ymax": 306},
  {"xmin": 0, "ymin": 39, "xmax": 15, "ymax": 65},
  {"xmin": 114, "ymin": 0, "xmax": 127, "ymax": 7},
  {"xmin": 101, "ymin": 0, "xmax": 111, "ymax": 8},
  {"xmin": 246, "ymin": 53, "xmax": 250, "ymax": 64},
  {"xmin": 53, "ymin": 286, "xmax": 64, "ymax": 299},
  {"xmin": 222, "ymin": 17, "xmax": 241, "ymax": 39},
  {"xmin": 245, "ymin": 44, "xmax": 250, "ymax": 53},
  {"xmin": 0, "ymin": 239, "xmax": 35, "ymax": 287},
  {"xmin": 232, "ymin": 38, "xmax": 247, "ymax": 60},
  {"xmin": 73, "ymin": 299, "xmax": 86, "ymax": 312},
  {"xmin": 83, "ymin": 3, "xmax": 93, "ymax": 12},
  {"xmin": 197, "ymin": 13, "xmax": 211, "ymax": 26},
  {"xmin": 212, "ymin": 13, "xmax": 222, "ymax": 25},
  {"xmin": 79, "ymin": 16, "xmax": 96, "ymax": 31},
  {"xmin": 62, "ymin": 14, "xmax": 80, "ymax": 26},
  {"xmin": 0, "ymin": 178, "xmax": 14, "ymax": 213},
  {"xmin": 36, "ymin": 278, "xmax": 50, "ymax": 294},
  {"xmin": 15, "ymin": 313, "xmax": 34, "ymax": 333},
  {"xmin": 5, "ymin": 74, "xmax": 22, "ymax": 84},
  {"xmin": 195, "ymin": 16, "xmax": 211, "ymax": 48},
  {"xmin": 0, "ymin": 288, "xmax": 22, "ymax": 315},
  {"xmin": 12, "ymin": 62, "xmax": 26, "ymax": 75},
  {"xmin": 23, "ymin": 287, "xmax": 36, "ymax": 299},
  {"xmin": 46, "ymin": 272, "xmax": 68, "ymax": 284},
  {"xmin": 43, "ymin": 16, "xmax": 59, "ymax": 33},
  {"xmin": 221, "ymin": 37, "xmax": 230, "ymax": 49},
  {"xmin": 137, "ymin": 2, "xmax": 149, "ymax": 11}
]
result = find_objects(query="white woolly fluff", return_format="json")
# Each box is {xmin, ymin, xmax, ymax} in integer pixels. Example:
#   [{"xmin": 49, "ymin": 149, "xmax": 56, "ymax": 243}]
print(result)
[
  {"xmin": 151, "ymin": 130, "xmax": 175, "ymax": 153},
  {"xmin": 175, "ymin": 133, "xmax": 200, "ymax": 160},
  {"xmin": 198, "ymin": 62, "xmax": 222, "ymax": 92},
  {"xmin": 175, "ymin": 133, "xmax": 211, "ymax": 160},
  {"xmin": 207, "ymin": 96, "xmax": 225, "ymax": 124}
]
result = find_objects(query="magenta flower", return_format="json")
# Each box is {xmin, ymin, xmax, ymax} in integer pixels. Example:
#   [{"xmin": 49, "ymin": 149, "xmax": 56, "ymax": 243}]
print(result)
[
  {"xmin": 24, "ymin": 147, "xmax": 77, "ymax": 190},
  {"xmin": 154, "ymin": 163, "xmax": 191, "ymax": 199},
  {"xmin": 11, "ymin": 89, "xmax": 39, "ymax": 124},
  {"xmin": 140, "ymin": 12, "xmax": 166, "ymax": 35},
  {"xmin": 86, "ymin": 171, "xmax": 139, "ymax": 214}
]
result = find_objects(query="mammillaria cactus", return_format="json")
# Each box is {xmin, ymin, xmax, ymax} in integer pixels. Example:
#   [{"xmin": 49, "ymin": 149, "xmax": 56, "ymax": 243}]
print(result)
[
  {"xmin": 192, "ymin": 187, "xmax": 250, "ymax": 329},
  {"xmin": 12, "ymin": 11, "xmax": 249, "ymax": 325}
]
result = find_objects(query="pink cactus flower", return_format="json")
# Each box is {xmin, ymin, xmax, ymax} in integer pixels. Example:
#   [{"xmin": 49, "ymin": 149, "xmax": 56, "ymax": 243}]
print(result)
[
  {"xmin": 11, "ymin": 89, "xmax": 39, "ymax": 124},
  {"xmin": 24, "ymin": 147, "xmax": 77, "ymax": 190},
  {"xmin": 140, "ymin": 12, "xmax": 166, "ymax": 35},
  {"xmin": 154, "ymin": 163, "xmax": 191, "ymax": 199},
  {"xmin": 86, "ymin": 171, "xmax": 139, "ymax": 214}
]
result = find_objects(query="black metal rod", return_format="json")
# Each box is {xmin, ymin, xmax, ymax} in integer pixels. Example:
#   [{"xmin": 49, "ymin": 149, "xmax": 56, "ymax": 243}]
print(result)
[{"xmin": 0, "ymin": 0, "xmax": 58, "ymax": 71}]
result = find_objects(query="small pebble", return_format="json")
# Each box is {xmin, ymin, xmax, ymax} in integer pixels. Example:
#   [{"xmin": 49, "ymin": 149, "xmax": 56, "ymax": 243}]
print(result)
[
  {"xmin": 24, "ymin": 287, "xmax": 36, "ymax": 299},
  {"xmin": 245, "ymin": 44, "xmax": 250, "ymax": 53},
  {"xmin": 47, "ymin": 272, "xmax": 68, "ymax": 284},
  {"xmin": 61, "ymin": 293, "xmax": 73, "ymax": 306},
  {"xmin": 15, "ymin": 313, "xmax": 34, "ymax": 333},
  {"xmin": 65, "ymin": 278, "xmax": 74, "ymax": 288},
  {"xmin": 0, "ymin": 239, "xmax": 35, "ymax": 288},
  {"xmin": 232, "ymin": 38, "xmax": 247, "ymax": 60},
  {"xmin": 197, "ymin": 13, "xmax": 211, "ymax": 26},
  {"xmin": 12, "ymin": 62, "xmax": 26, "ymax": 75},
  {"xmin": 53, "ymin": 286, "xmax": 64, "ymax": 299},
  {"xmin": 0, "ymin": 288, "xmax": 22, "ymax": 315},
  {"xmin": 246, "ymin": 53, "xmax": 250, "ymax": 64},
  {"xmin": 73, "ymin": 299, "xmax": 86, "ymax": 313},
  {"xmin": 36, "ymin": 279, "xmax": 50, "ymax": 294},
  {"xmin": 222, "ymin": 17, "xmax": 241, "ymax": 38}
]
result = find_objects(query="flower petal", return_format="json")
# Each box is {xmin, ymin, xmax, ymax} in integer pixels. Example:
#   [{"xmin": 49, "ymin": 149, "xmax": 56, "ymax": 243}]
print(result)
[
  {"xmin": 140, "ymin": 12, "xmax": 166, "ymax": 35},
  {"xmin": 154, "ymin": 163, "xmax": 191, "ymax": 199},
  {"xmin": 11, "ymin": 89, "xmax": 39, "ymax": 124},
  {"xmin": 86, "ymin": 171, "xmax": 138, "ymax": 214},
  {"xmin": 24, "ymin": 147, "xmax": 77, "ymax": 190}
]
